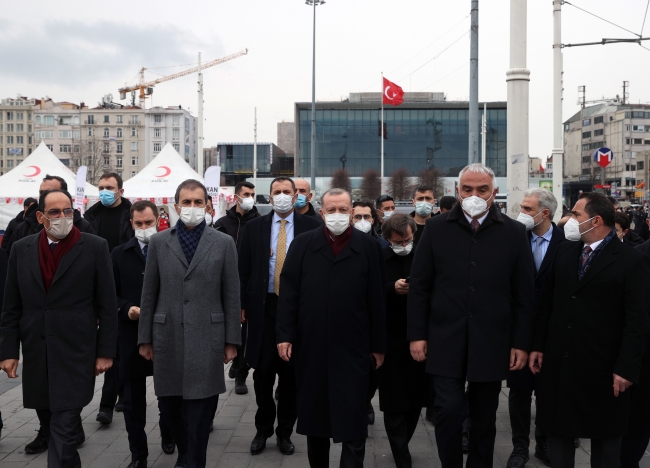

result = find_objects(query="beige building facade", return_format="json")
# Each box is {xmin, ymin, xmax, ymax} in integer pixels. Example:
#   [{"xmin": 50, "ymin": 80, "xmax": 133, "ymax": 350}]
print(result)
[{"xmin": 0, "ymin": 96, "xmax": 35, "ymax": 176}]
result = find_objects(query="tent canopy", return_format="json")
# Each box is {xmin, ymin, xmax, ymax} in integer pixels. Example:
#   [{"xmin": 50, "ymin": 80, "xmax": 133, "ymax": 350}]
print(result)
[{"xmin": 122, "ymin": 143, "xmax": 202, "ymax": 199}]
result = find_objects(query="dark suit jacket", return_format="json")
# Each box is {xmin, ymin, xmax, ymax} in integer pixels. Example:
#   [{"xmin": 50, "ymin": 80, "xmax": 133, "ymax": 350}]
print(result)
[
  {"xmin": 0, "ymin": 247, "xmax": 7, "ymax": 311},
  {"xmin": 534, "ymin": 237, "xmax": 650, "ymax": 438},
  {"xmin": 238, "ymin": 211, "xmax": 321, "ymax": 369},
  {"xmin": 0, "ymin": 233, "xmax": 117, "ymax": 411},
  {"xmin": 407, "ymin": 203, "xmax": 535, "ymax": 382},
  {"xmin": 111, "ymin": 237, "xmax": 153, "ymax": 380}
]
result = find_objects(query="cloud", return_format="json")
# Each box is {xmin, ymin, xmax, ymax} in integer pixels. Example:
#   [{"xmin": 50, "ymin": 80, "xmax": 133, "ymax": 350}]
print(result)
[{"xmin": 0, "ymin": 20, "xmax": 217, "ymax": 87}]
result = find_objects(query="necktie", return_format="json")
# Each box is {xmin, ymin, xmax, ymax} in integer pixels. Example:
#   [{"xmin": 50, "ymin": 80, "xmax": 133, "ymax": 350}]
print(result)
[
  {"xmin": 50, "ymin": 243, "xmax": 57, "ymax": 253},
  {"xmin": 532, "ymin": 237, "xmax": 544, "ymax": 272},
  {"xmin": 580, "ymin": 245, "xmax": 592, "ymax": 268},
  {"xmin": 143, "ymin": 245, "xmax": 148, "ymax": 260},
  {"xmin": 471, "ymin": 219, "xmax": 480, "ymax": 231},
  {"xmin": 274, "ymin": 220, "xmax": 287, "ymax": 295}
]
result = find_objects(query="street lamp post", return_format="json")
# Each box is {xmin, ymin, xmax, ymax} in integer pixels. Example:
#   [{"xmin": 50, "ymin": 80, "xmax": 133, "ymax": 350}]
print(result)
[{"xmin": 306, "ymin": 0, "xmax": 325, "ymax": 193}]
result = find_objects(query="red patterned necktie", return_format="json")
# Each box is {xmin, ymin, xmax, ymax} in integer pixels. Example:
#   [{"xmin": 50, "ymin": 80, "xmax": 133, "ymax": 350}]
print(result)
[
  {"xmin": 580, "ymin": 245, "xmax": 592, "ymax": 267},
  {"xmin": 471, "ymin": 219, "xmax": 480, "ymax": 231}
]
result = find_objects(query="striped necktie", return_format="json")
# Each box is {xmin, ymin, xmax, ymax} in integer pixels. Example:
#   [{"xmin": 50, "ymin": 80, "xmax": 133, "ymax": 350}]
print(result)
[{"xmin": 274, "ymin": 220, "xmax": 287, "ymax": 295}]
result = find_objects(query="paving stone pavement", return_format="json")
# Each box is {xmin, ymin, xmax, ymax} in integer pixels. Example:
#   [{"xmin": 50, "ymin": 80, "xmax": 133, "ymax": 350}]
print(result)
[{"xmin": 1, "ymin": 365, "xmax": 649, "ymax": 467}]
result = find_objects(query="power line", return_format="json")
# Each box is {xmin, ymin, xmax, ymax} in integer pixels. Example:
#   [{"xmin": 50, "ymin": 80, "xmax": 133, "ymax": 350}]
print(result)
[
  {"xmin": 564, "ymin": 1, "xmax": 640, "ymax": 38},
  {"xmin": 419, "ymin": 63, "xmax": 469, "ymax": 92},
  {"xmin": 642, "ymin": 0, "xmax": 650, "ymax": 36}
]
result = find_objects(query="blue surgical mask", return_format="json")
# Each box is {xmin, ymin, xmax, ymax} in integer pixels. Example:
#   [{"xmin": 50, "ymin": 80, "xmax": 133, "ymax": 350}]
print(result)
[
  {"xmin": 99, "ymin": 190, "xmax": 117, "ymax": 206},
  {"xmin": 294, "ymin": 194, "xmax": 307, "ymax": 209}
]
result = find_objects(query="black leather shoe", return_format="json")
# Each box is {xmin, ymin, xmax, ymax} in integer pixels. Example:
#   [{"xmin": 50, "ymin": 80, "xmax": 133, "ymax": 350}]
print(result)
[
  {"xmin": 277, "ymin": 436, "xmax": 295, "ymax": 455},
  {"xmin": 161, "ymin": 438, "xmax": 176, "ymax": 455},
  {"xmin": 507, "ymin": 447, "xmax": 530, "ymax": 468},
  {"xmin": 462, "ymin": 432, "xmax": 469, "ymax": 453},
  {"xmin": 250, "ymin": 432, "xmax": 272, "ymax": 455},
  {"xmin": 367, "ymin": 403, "xmax": 375, "ymax": 425},
  {"xmin": 25, "ymin": 429, "xmax": 49, "ymax": 454},
  {"xmin": 114, "ymin": 397, "xmax": 124, "ymax": 413},
  {"xmin": 76, "ymin": 428, "xmax": 86, "ymax": 448},
  {"xmin": 235, "ymin": 379, "xmax": 248, "ymax": 395},
  {"xmin": 96, "ymin": 411, "xmax": 113, "ymax": 425},
  {"xmin": 534, "ymin": 443, "xmax": 552, "ymax": 466},
  {"xmin": 574, "ymin": 438, "xmax": 580, "ymax": 448},
  {"xmin": 174, "ymin": 453, "xmax": 187, "ymax": 468},
  {"xmin": 126, "ymin": 459, "xmax": 147, "ymax": 468},
  {"xmin": 425, "ymin": 406, "xmax": 436, "ymax": 425}
]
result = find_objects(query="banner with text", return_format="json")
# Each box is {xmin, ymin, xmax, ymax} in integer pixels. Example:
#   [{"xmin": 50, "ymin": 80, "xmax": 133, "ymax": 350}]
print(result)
[
  {"xmin": 75, "ymin": 166, "xmax": 87, "ymax": 213},
  {"xmin": 204, "ymin": 166, "xmax": 221, "ymax": 204}
]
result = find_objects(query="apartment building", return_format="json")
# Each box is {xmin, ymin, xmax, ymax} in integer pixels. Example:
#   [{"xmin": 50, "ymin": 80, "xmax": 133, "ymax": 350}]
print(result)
[
  {"xmin": 34, "ymin": 99, "xmax": 82, "ymax": 168},
  {"xmin": 144, "ymin": 106, "xmax": 197, "ymax": 169},
  {"xmin": 0, "ymin": 96, "xmax": 34, "ymax": 176}
]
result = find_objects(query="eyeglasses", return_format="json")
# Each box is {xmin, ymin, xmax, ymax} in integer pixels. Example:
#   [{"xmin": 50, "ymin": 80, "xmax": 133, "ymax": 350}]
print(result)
[
  {"xmin": 44, "ymin": 208, "xmax": 74, "ymax": 218},
  {"xmin": 352, "ymin": 214, "xmax": 372, "ymax": 221}
]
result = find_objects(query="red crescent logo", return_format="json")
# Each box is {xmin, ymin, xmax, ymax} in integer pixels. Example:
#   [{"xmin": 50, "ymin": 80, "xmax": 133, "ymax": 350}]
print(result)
[
  {"xmin": 23, "ymin": 166, "xmax": 41, "ymax": 178},
  {"xmin": 155, "ymin": 166, "xmax": 171, "ymax": 178}
]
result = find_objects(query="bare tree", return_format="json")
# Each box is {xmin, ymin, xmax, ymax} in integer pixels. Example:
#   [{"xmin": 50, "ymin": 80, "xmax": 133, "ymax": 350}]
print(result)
[
  {"xmin": 389, "ymin": 167, "xmax": 411, "ymax": 200},
  {"xmin": 418, "ymin": 168, "xmax": 445, "ymax": 198},
  {"xmin": 73, "ymin": 136, "xmax": 115, "ymax": 185},
  {"xmin": 330, "ymin": 168, "xmax": 352, "ymax": 193},
  {"xmin": 360, "ymin": 168, "xmax": 382, "ymax": 201}
]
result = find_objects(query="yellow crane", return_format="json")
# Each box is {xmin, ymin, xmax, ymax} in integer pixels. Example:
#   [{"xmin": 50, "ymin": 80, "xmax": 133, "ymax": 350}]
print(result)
[{"xmin": 118, "ymin": 49, "xmax": 248, "ymax": 108}]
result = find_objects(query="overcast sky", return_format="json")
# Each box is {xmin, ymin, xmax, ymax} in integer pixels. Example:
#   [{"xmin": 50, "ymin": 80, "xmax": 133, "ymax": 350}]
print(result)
[{"xmin": 1, "ymin": 0, "xmax": 649, "ymax": 162}]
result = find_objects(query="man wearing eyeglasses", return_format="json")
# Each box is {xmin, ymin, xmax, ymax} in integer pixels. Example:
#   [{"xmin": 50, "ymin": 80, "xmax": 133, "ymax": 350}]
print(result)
[{"xmin": 0, "ymin": 189, "xmax": 117, "ymax": 468}]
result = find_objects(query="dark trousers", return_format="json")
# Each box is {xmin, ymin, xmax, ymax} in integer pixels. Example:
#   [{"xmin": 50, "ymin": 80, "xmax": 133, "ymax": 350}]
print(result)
[
  {"xmin": 47, "ymin": 408, "xmax": 82, "ymax": 468},
  {"xmin": 432, "ymin": 376, "xmax": 501, "ymax": 468},
  {"xmin": 383, "ymin": 410, "xmax": 421, "ymax": 468},
  {"xmin": 547, "ymin": 433, "xmax": 620, "ymax": 468},
  {"xmin": 99, "ymin": 349, "xmax": 123, "ymax": 412},
  {"xmin": 307, "ymin": 436, "xmax": 366, "ymax": 468},
  {"xmin": 620, "ymin": 385, "xmax": 650, "ymax": 468},
  {"xmin": 232, "ymin": 325, "xmax": 251, "ymax": 380},
  {"xmin": 253, "ymin": 295, "xmax": 297, "ymax": 438},
  {"xmin": 36, "ymin": 408, "xmax": 52, "ymax": 436},
  {"xmin": 157, "ymin": 398, "xmax": 174, "ymax": 443},
  {"xmin": 158, "ymin": 395, "xmax": 218, "ymax": 468},
  {"xmin": 508, "ymin": 388, "xmax": 546, "ymax": 451},
  {"xmin": 367, "ymin": 363, "xmax": 378, "ymax": 411},
  {"xmin": 123, "ymin": 378, "xmax": 148, "ymax": 461}
]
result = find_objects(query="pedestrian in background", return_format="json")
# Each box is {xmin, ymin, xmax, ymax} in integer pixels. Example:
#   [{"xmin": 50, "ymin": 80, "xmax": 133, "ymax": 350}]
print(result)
[
  {"xmin": 1, "ymin": 197, "xmax": 36, "ymax": 251},
  {"xmin": 409, "ymin": 185, "xmax": 435, "ymax": 245}
]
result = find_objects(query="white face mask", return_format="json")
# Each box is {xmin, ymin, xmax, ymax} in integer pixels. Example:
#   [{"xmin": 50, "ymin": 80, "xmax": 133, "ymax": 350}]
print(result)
[
  {"xmin": 415, "ymin": 201, "xmax": 434, "ymax": 217},
  {"xmin": 516, "ymin": 211, "xmax": 543, "ymax": 231},
  {"xmin": 564, "ymin": 216, "xmax": 595, "ymax": 242},
  {"xmin": 179, "ymin": 207, "xmax": 205, "ymax": 227},
  {"xmin": 239, "ymin": 196, "xmax": 255, "ymax": 211},
  {"xmin": 135, "ymin": 226, "xmax": 157, "ymax": 244},
  {"xmin": 45, "ymin": 216, "xmax": 74, "ymax": 240},
  {"xmin": 272, "ymin": 193, "xmax": 294, "ymax": 214},
  {"xmin": 458, "ymin": 191, "xmax": 494, "ymax": 218},
  {"xmin": 353, "ymin": 219, "xmax": 372, "ymax": 233},
  {"xmin": 391, "ymin": 241, "xmax": 413, "ymax": 256},
  {"xmin": 383, "ymin": 210, "xmax": 394, "ymax": 219},
  {"xmin": 324, "ymin": 213, "xmax": 350, "ymax": 235},
  {"xmin": 204, "ymin": 212, "xmax": 213, "ymax": 226}
]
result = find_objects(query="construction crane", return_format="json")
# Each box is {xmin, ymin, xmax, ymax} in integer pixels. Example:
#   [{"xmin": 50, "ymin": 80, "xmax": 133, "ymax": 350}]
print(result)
[{"xmin": 118, "ymin": 49, "xmax": 248, "ymax": 108}]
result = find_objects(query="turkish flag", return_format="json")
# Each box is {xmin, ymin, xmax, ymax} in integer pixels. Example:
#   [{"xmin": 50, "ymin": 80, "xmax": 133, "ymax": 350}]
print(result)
[{"xmin": 383, "ymin": 77, "xmax": 404, "ymax": 106}]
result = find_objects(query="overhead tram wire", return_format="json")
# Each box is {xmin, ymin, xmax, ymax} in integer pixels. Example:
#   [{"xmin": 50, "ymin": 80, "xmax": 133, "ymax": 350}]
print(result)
[
  {"xmin": 563, "ymin": 1, "xmax": 641, "ymax": 38},
  {"xmin": 641, "ymin": 0, "xmax": 650, "ymax": 37},
  {"xmin": 419, "ymin": 62, "xmax": 469, "ymax": 92}
]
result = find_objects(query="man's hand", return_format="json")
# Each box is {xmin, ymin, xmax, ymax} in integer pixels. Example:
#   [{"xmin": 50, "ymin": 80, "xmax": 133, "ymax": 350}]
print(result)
[
  {"xmin": 0, "ymin": 359, "xmax": 19, "ymax": 378},
  {"xmin": 128, "ymin": 306, "xmax": 141, "ymax": 321},
  {"xmin": 410, "ymin": 340, "xmax": 427, "ymax": 362},
  {"xmin": 394, "ymin": 279, "xmax": 409, "ymax": 295},
  {"xmin": 529, "ymin": 351, "xmax": 543, "ymax": 374},
  {"xmin": 94, "ymin": 357, "xmax": 113, "ymax": 376},
  {"xmin": 509, "ymin": 348, "xmax": 528, "ymax": 371},
  {"xmin": 613, "ymin": 374, "xmax": 633, "ymax": 397},
  {"xmin": 372, "ymin": 353, "xmax": 385, "ymax": 369},
  {"xmin": 223, "ymin": 344, "xmax": 237, "ymax": 364},
  {"xmin": 139, "ymin": 343, "xmax": 154, "ymax": 361},
  {"xmin": 241, "ymin": 309, "xmax": 246, "ymax": 323},
  {"xmin": 277, "ymin": 342, "xmax": 292, "ymax": 362}
]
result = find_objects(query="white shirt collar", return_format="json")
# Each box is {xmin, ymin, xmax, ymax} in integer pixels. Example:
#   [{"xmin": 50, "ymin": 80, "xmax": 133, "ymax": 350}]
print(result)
[
  {"xmin": 463, "ymin": 211, "xmax": 489, "ymax": 226},
  {"xmin": 137, "ymin": 240, "xmax": 148, "ymax": 251},
  {"xmin": 47, "ymin": 237, "xmax": 57, "ymax": 245},
  {"xmin": 531, "ymin": 224, "xmax": 553, "ymax": 242},
  {"xmin": 273, "ymin": 211, "xmax": 294, "ymax": 224},
  {"xmin": 585, "ymin": 238, "xmax": 604, "ymax": 250}
]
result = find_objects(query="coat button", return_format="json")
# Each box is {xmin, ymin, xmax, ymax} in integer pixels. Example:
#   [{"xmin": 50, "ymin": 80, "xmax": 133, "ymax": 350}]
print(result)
[
  {"xmin": 564, "ymin": 352, "xmax": 569, "ymax": 358},
  {"xmin": 45, "ymin": 308, "xmax": 49, "ymax": 312},
  {"xmin": 184, "ymin": 300, "xmax": 189, "ymax": 305},
  {"xmin": 571, "ymin": 295, "xmax": 576, "ymax": 299},
  {"xmin": 470, "ymin": 287, "xmax": 475, "ymax": 292},
  {"xmin": 184, "ymin": 278, "xmax": 189, "ymax": 282},
  {"xmin": 468, "ymin": 312, "xmax": 473, "ymax": 317},
  {"xmin": 567, "ymin": 323, "xmax": 572, "ymax": 329},
  {"xmin": 471, "ymin": 262, "xmax": 476, "ymax": 267},
  {"xmin": 472, "ymin": 239, "xmax": 477, "ymax": 244}
]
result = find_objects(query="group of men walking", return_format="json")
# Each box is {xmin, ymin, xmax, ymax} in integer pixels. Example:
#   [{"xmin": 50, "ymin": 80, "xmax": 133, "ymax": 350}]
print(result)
[{"xmin": 1, "ymin": 163, "xmax": 650, "ymax": 468}]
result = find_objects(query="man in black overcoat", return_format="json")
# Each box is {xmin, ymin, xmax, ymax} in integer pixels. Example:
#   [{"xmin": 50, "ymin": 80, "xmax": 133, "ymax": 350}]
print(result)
[
  {"xmin": 276, "ymin": 188, "xmax": 387, "ymax": 468},
  {"xmin": 238, "ymin": 176, "xmax": 321, "ymax": 456},
  {"xmin": 506, "ymin": 188, "xmax": 566, "ymax": 468},
  {"xmin": 0, "ymin": 246, "xmax": 7, "ymax": 437},
  {"xmin": 0, "ymin": 190, "xmax": 117, "ymax": 468},
  {"xmin": 408, "ymin": 164, "xmax": 535, "ymax": 468},
  {"xmin": 530, "ymin": 192, "xmax": 650, "ymax": 468}
]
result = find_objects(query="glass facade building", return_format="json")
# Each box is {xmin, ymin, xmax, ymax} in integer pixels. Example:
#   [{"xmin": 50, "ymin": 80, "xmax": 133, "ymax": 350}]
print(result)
[
  {"xmin": 295, "ymin": 101, "xmax": 508, "ymax": 178},
  {"xmin": 217, "ymin": 142, "xmax": 294, "ymax": 186}
]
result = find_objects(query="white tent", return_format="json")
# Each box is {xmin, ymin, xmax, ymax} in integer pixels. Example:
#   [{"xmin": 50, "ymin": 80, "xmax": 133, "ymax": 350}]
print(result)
[{"xmin": 0, "ymin": 142, "xmax": 99, "ymax": 230}]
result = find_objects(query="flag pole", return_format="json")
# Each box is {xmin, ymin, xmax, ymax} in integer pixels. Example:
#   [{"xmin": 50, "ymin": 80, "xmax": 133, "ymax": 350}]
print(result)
[{"xmin": 381, "ymin": 72, "xmax": 384, "ymax": 188}]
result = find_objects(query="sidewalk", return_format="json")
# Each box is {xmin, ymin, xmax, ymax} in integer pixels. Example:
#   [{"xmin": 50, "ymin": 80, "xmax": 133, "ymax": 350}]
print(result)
[{"xmin": 0, "ymin": 365, "xmax": 645, "ymax": 467}]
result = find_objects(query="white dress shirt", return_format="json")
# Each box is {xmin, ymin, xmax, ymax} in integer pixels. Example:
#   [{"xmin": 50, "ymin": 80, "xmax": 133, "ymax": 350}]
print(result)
[
  {"xmin": 463, "ymin": 211, "xmax": 490, "ymax": 226},
  {"xmin": 268, "ymin": 212, "xmax": 295, "ymax": 293}
]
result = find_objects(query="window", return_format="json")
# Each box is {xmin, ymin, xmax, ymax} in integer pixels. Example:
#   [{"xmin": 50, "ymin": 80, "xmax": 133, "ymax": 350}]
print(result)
[
  {"xmin": 117, "ymin": 171, "xmax": 122, "ymax": 178},
  {"xmin": 39, "ymin": 130, "xmax": 53, "ymax": 139},
  {"xmin": 6, "ymin": 136, "xmax": 13, "ymax": 144},
  {"xmin": 16, "ymin": 124, "xmax": 23, "ymax": 132},
  {"xmin": 35, "ymin": 116, "xmax": 41, "ymax": 124},
  {"xmin": 625, "ymin": 151, "xmax": 638, "ymax": 158},
  {"xmin": 59, "ymin": 130, "xmax": 72, "ymax": 138},
  {"xmin": 46, "ymin": 145, "xmax": 53, "ymax": 151},
  {"xmin": 6, "ymin": 124, "xmax": 13, "ymax": 132},
  {"xmin": 28, "ymin": 136, "xmax": 32, "ymax": 144},
  {"xmin": 173, "ymin": 143, "xmax": 180, "ymax": 152},
  {"xmin": 59, "ymin": 145, "xmax": 72, "ymax": 153},
  {"xmin": 634, "ymin": 139, "xmax": 643, "ymax": 145},
  {"xmin": 73, "ymin": 131, "xmax": 80, "ymax": 140},
  {"xmin": 131, "ymin": 127, "xmax": 137, "ymax": 137},
  {"xmin": 116, "ymin": 128, "xmax": 122, "ymax": 138},
  {"xmin": 28, "ymin": 124, "xmax": 31, "ymax": 132},
  {"xmin": 16, "ymin": 112, "xmax": 23, "ymax": 120},
  {"xmin": 116, "ymin": 142, "xmax": 123, "ymax": 153},
  {"xmin": 173, "ymin": 115, "xmax": 180, "ymax": 125},
  {"xmin": 594, "ymin": 116, "xmax": 604, "ymax": 124},
  {"xmin": 594, "ymin": 129, "xmax": 604, "ymax": 137},
  {"xmin": 645, "ymin": 140, "xmax": 650, "ymax": 145},
  {"xmin": 626, "ymin": 125, "xmax": 631, "ymax": 131},
  {"xmin": 6, "ymin": 112, "xmax": 13, "ymax": 120},
  {"xmin": 73, "ymin": 145, "xmax": 79, "ymax": 153},
  {"xmin": 154, "ymin": 128, "xmax": 161, "ymax": 137},
  {"xmin": 131, "ymin": 115, "xmax": 138, "ymax": 124},
  {"xmin": 104, "ymin": 156, "xmax": 110, "ymax": 165},
  {"xmin": 633, "ymin": 125, "xmax": 645, "ymax": 131},
  {"xmin": 583, "ymin": 119, "xmax": 591, "ymax": 126},
  {"xmin": 116, "ymin": 157, "xmax": 123, "ymax": 168},
  {"xmin": 154, "ymin": 114, "xmax": 162, "ymax": 123},
  {"xmin": 116, "ymin": 115, "xmax": 123, "ymax": 123},
  {"xmin": 87, "ymin": 115, "xmax": 94, "ymax": 125},
  {"xmin": 639, "ymin": 161, "xmax": 645, "ymax": 170},
  {"xmin": 87, "ymin": 127, "xmax": 94, "ymax": 136},
  {"xmin": 582, "ymin": 156, "xmax": 591, "ymax": 163},
  {"xmin": 131, "ymin": 142, "xmax": 138, "ymax": 151},
  {"xmin": 131, "ymin": 171, "xmax": 137, "ymax": 178},
  {"xmin": 103, "ymin": 115, "xmax": 110, "ymax": 123},
  {"xmin": 103, "ymin": 142, "xmax": 110, "ymax": 153},
  {"xmin": 582, "ymin": 131, "xmax": 591, "ymax": 139},
  {"xmin": 173, "ymin": 128, "xmax": 180, "ymax": 140},
  {"xmin": 103, "ymin": 128, "xmax": 110, "ymax": 138},
  {"xmin": 153, "ymin": 142, "xmax": 161, "ymax": 152},
  {"xmin": 581, "ymin": 168, "xmax": 591, "ymax": 176},
  {"xmin": 16, "ymin": 136, "xmax": 23, "ymax": 144},
  {"xmin": 7, "ymin": 160, "xmax": 14, "ymax": 168},
  {"xmin": 131, "ymin": 156, "xmax": 138, "ymax": 165}
]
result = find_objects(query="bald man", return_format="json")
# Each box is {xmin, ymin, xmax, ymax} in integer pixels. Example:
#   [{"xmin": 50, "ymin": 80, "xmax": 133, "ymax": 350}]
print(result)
[{"xmin": 293, "ymin": 179, "xmax": 322, "ymax": 221}]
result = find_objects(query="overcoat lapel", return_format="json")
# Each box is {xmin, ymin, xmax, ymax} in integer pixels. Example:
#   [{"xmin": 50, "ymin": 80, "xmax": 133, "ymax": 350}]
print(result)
[
  {"xmin": 575, "ymin": 240, "xmax": 619, "ymax": 291},
  {"xmin": 26, "ymin": 237, "xmax": 45, "ymax": 293},
  {"xmin": 51, "ymin": 237, "xmax": 85, "ymax": 288},
  {"xmin": 186, "ymin": 228, "xmax": 212, "ymax": 277},
  {"xmin": 262, "ymin": 213, "xmax": 272, "ymax": 262},
  {"xmin": 312, "ymin": 229, "xmax": 336, "ymax": 263},
  {"xmin": 167, "ymin": 230, "xmax": 189, "ymax": 268}
]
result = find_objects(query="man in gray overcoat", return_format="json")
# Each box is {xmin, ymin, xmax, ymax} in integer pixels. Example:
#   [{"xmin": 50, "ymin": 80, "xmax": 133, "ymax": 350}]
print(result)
[{"xmin": 138, "ymin": 179, "xmax": 241, "ymax": 468}]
